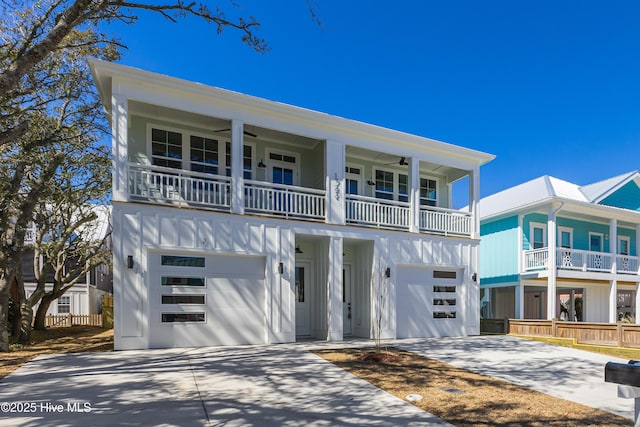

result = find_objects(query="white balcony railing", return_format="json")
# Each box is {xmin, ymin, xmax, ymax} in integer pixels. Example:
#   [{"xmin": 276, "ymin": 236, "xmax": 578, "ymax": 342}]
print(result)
[
  {"xmin": 129, "ymin": 163, "xmax": 231, "ymax": 209},
  {"xmin": 523, "ymin": 247, "xmax": 549, "ymax": 271},
  {"xmin": 523, "ymin": 247, "xmax": 639, "ymax": 275},
  {"xmin": 346, "ymin": 195, "xmax": 410, "ymax": 229},
  {"xmin": 419, "ymin": 206, "xmax": 472, "ymax": 236},
  {"xmin": 244, "ymin": 179, "xmax": 325, "ymax": 220},
  {"xmin": 617, "ymin": 255, "xmax": 640, "ymax": 275}
]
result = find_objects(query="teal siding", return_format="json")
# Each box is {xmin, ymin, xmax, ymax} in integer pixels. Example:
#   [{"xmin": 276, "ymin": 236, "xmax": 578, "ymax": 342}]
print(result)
[
  {"xmin": 480, "ymin": 216, "xmax": 519, "ymax": 284},
  {"xmin": 600, "ymin": 181, "xmax": 640, "ymax": 211}
]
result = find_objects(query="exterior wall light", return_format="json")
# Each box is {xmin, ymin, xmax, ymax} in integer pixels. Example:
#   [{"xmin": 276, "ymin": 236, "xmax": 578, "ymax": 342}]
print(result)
[
  {"xmin": 384, "ymin": 267, "xmax": 391, "ymax": 278},
  {"xmin": 127, "ymin": 255, "xmax": 134, "ymax": 269}
]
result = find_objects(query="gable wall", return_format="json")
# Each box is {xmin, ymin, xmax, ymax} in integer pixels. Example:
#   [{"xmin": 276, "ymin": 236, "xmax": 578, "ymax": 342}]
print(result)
[{"xmin": 600, "ymin": 180, "xmax": 640, "ymax": 211}]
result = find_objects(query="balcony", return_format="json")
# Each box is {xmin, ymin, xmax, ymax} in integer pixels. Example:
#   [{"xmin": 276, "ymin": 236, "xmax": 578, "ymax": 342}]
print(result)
[
  {"xmin": 523, "ymin": 247, "xmax": 640, "ymax": 275},
  {"xmin": 128, "ymin": 163, "xmax": 474, "ymax": 237}
]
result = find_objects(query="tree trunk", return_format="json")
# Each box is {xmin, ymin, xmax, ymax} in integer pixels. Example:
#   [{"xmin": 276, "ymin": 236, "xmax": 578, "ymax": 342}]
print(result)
[
  {"xmin": 33, "ymin": 293, "xmax": 56, "ymax": 331},
  {"xmin": 0, "ymin": 278, "xmax": 10, "ymax": 351},
  {"xmin": 10, "ymin": 299, "xmax": 20, "ymax": 339},
  {"xmin": 18, "ymin": 302, "xmax": 33, "ymax": 344}
]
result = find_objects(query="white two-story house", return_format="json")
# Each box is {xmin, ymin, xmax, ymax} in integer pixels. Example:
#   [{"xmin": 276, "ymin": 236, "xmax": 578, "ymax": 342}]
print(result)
[{"xmin": 90, "ymin": 59, "xmax": 494, "ymax": 350}]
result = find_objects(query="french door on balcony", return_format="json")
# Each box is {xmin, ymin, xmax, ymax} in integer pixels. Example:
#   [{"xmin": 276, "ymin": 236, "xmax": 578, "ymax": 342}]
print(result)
[{"xmin": 267, "ymin": 151, "xmax": 299, "ymax": 213}]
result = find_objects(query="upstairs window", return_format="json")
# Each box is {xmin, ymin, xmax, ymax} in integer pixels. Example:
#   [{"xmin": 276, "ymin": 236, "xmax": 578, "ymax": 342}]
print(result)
[
  {"xmin": 375, "ymin": 170, "xmax": 394, "ymax": 200},
  {"xmin": 530, "ymin": 223, "xmax": 546, "ymax": 249},
  {"xmin": 420, "ymin": 178, "xmax": 437, "ymax": 206},
  {"xmin": 151, "ymin": 128, "xmax": 182, "ymax": 169},
  {"xmin": 190, "ymin": 136, "xmax": 219, "ymax": 174},
  {"xmin": 345, "ymin": 165, "xmax": 362, "ymax": 195}
]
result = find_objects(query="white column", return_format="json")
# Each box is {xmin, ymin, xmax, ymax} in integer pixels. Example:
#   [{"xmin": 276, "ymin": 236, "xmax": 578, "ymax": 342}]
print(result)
[
  {"xmin": 325, "ymin": 140, "xmax": 345, "ymax": 225},
  {"xmin": 516, "ymin": 283, "xmax": 525, "ymax": 319},
  {"xmin": 468, "ymin": 166, "xmax": 480, "ymax": 239},
  {"xmin": 408, "ymin": 157, "xmax": 420, "ymax": 233},
  {"xmin": 231, "ymin": 119, "xmax": 245, "ymax": 214},
  {"xmin": 635, "ymin": 283, "xmax": 640, "ymax": 325},
  {"xmin": 610, "ymin": 218, "xmax": 618, "ymax": 274},
  {"xmin": 610, "ymin": 280, "xmax": 618, "ymax": 323},
  {"xmin": 547, "ymin": 206, "xmax": 558, "ymax": 319},
  {"xmin": 517, "ymin": 214, "xmax": 524, "ymax": 273},
  {"xmin": 111, "ymin": 92, "xmax": 129, "ymax": 202},
  {"xmin": 327, "ymin": 237, "xmax": 343, "ymax": 341}
]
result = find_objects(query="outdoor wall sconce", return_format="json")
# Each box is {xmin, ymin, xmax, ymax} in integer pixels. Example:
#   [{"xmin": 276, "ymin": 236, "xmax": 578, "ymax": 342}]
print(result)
[
  {"xmin": 127, "ymin": 255, "xmax": 134, "ymax": 269},
  {"xmin": 384, "ymin": 267, "xmax": 391, "ymax": 278},
  {"xmin": 295, "ymin": 245, "xmax": 303, "ymax": 254},
  {"xmin": 367, "ymin": 179, "xmax": 375, "ymax": 186},
  {"xmin": 278, "ymin": 262, "xmax": 284, "ymax": 274},
  {"xmin": 472, "ymin": 273, "xmax": 477, "ymax": 282},
  {"xmin": 258, "ymin": 160, "xmax": 266, "ymax": 168}
]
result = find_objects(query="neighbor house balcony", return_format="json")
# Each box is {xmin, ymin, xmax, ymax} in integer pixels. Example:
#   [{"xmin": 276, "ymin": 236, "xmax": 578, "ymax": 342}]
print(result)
[
  {"xmin": 127, "ymin": 163, "xmax": 475, "ymax": 238},
  {"xmin": 523, "ymin": 247, "xmax": 640, "ymax": 276}
]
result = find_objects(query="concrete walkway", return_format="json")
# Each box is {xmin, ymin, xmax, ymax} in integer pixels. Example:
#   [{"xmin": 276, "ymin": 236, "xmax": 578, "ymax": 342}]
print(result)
[{"xmin": 0, "ymin": 344, "xmax": 449, "ymax": 427}]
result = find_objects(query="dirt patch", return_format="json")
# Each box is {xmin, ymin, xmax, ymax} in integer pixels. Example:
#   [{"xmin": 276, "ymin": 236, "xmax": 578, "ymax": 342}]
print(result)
[
  {"xmin": 314, "ymin": 347, "xmax": 631, "ymax": 427},
  {"xmin": 0, "ymin": 327, "xmax": 113, "ymax": 380}
]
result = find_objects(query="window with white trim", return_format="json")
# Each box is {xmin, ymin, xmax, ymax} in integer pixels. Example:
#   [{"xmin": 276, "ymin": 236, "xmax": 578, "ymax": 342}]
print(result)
[
  {"xmin": 345, "ymin": 165, "xmax": 362, "ymax": 195},
  {"xmin": 589, "ymin": 232, "xmax": 603, "ymax": 252},
  {"xmin": 57, "ymin": 295, "xmax": 70, "ymax": 314},
  {"xmin": 374, "ymin": 169, "xmax": 394, "ymax": 200},
  {"xmin": 420, "ymin": 178, "xmax": 437, "ymax": 206},
  {"xmin": 558, "ymin": 227, "xmax": 573, "ymax": 249},
  {"xmin": 619, "ymin": 236, "xmax": 630, "ymax": 255},
  {"xmin": 151, "ymin": 128, "xmax": 182, "ymax": 169},
  {"xmin": 190, "ymin": 135, "xmax": 219, "ymax": 174},
  {"xmin": 530, "ymin": 222, "xmax": 547, "ymax": 249},
  {"xmin": 224, "ymin": 142, "xmax": 254, "ymax": 179}
]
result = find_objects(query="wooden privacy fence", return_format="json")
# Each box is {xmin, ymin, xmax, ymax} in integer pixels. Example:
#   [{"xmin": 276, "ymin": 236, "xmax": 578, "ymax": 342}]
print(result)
[
  {"xmin": 45, "ymin": 314, "xmax": 103, "ymax": 328},
  {"xmin": 509, "ymin": 319, "xmax": 640, "ymax": 348}
]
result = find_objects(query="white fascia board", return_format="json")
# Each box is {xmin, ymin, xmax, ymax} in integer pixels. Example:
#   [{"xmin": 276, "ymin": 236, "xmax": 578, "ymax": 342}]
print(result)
[
  {"xmin": 481, "ymin": 196, "xmax": 640, "ymax": 225},
  {"xmin": 89, "ymin": 59, "xmax": 495, "ymax": 168}
]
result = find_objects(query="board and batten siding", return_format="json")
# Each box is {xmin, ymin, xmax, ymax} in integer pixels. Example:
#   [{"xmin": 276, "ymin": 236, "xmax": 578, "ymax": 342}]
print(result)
[{"xmin": 480, "ymin": 216, "xmax": 519, "ymax": 285}]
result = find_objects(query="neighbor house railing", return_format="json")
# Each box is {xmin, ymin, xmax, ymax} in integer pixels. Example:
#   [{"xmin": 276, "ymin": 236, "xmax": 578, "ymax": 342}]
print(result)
[
  {"xmin": 244, "ymin": 179, "xmax": 326, "ymax": 221},
  {"xmin": 419, "ymin": 206, "xmax": 472, "ymax": 237},
  {"xmin": 523, "ymin": 247, "xmax": 639, "ymax": 275},
  {"xmin": 44, "ymin": 314, "xmax": 103, "ymax": 328},
  {"xmin": 128, "ymin": 163, "xmax": 231, "ymax": 209},
  {"xmin": 509, "ymin": 319, "xmax": 640, "ymax": 348},
  {"xmin": 345, "ymin": 195, "xmax": 410, "ymax": 229}
]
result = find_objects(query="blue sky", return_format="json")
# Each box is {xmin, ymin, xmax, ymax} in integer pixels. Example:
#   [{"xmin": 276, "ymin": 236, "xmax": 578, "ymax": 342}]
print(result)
[{"xmin": 107, "ymin": 1, "xmax": 640, "ymax": 202}]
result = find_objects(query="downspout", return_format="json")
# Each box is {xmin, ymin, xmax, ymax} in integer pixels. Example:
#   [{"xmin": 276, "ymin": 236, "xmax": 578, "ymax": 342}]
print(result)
[{"xmin": 547, "ymin": 200, "xmax": 564, "ymax": 320}]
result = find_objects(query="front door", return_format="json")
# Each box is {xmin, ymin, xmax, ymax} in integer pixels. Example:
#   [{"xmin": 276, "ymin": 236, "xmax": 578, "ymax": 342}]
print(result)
[
  {"xmin": 295, "ymin": 264, "xmax": 310, "ymax": 336},
  {"xmin": 343, "ymin": 265, "xmax": 352, "ymax": 335}
]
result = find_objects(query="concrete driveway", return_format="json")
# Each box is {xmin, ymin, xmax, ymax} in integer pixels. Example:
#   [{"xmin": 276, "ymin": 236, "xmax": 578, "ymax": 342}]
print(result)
[
  {"xmin": 0, "ymin": 344, "xmax": 448, "ymax": 427},
  {"xmin": 0, "ymin": 335, "xmax": 634, "ymax": 426}
]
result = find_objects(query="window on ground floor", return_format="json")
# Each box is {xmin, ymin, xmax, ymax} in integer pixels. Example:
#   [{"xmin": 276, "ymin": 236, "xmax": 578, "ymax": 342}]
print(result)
[
  {"xmin": 57, "ymin": 295, "xmax": 70, "ymax": 314},
  {"xmin": 618, "ymin": 290, "xmax": 636, "ymax": 323}
]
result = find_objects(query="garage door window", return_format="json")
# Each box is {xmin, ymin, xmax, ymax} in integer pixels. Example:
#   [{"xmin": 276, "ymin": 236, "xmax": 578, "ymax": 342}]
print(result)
[
  {"xmin": 433, "ymin": 282, "xmax": 457, "ymax": 319},
  {"xmin": 161, "ymin": 255, "xmax": 205, "ymax": 267},
  {"xmin": 162, "ymin": 295, "xmax": 205, "ymax": 304},
  {"xmin": 162, "ymin": 276, "xmax": 205, "ymax": 286},
  {"xmin": 161, "ymin": 313, "xmax": 205, "ymax": 323}
]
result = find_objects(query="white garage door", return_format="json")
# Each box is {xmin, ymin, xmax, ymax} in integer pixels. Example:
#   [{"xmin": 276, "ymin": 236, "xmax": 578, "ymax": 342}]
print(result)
[
  {"xmin": 148, "ymin": 252, "xmax": 266, "ymax": 348},
  {"xmin": 396, "ymin": 266, "xmax": 463, "ymax": 338}
]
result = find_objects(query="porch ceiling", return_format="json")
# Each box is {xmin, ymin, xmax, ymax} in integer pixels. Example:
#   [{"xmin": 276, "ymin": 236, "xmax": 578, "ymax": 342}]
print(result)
[{"xmin": 346, "ymin": 146, "xmax": 469, "ymax": 181}]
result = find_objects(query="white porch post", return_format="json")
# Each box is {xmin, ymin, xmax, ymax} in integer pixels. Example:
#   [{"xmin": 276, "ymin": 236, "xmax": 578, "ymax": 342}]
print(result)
[
  {"xmin": 547, "ymin": 206, "xmax": 558, "ymax": 320},
  {"xmin": 609, "ymin": 219, "xmax": 618, "ymax": 323},
  {"xmin": 111, "ymin": 92, "xmax": 129, "ymax": 202},
  {"xmin": 327, "ymin": 237, "xmax": 344, "ymax": 341},
  {"xmin": 468, "ymin": 166, "xmax": 480, "ymax": 239},
  {"xmin": 447, "ymin": 183, "xmax": 453, "ymax": 209},
  {"xmin": 610, "ymin": 280, "xmax": 618, "ymax": 323},
  {"xmin": 517, "ymin": 214, "xmax": 524, "ymax": 273},
  {"xmin": 231, "ymin": 119, "xmax": 245, "ymax": 214},
  {"xmin": 516, "ymin": 283, "xmax": 525, "ymax": 319},
  {"xmin": 325, "ymin": 140, "xmax": 345, "ymax": 225},
  {"xmin": 408, "ymin": 157, "xmax": 420, "ymax": 233},
  {"xmin": 636, "ymin": 225, "xmax": 640, "ymax": 324}
]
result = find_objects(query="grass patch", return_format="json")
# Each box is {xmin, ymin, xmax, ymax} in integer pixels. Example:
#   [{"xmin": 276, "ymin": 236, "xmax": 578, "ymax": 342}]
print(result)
[
  {"xmin": 1, "ymin": 326, "xmax": 113, "ymax": 380},
  {"xmin": 315, "ymin": 347, "xmax": 632, "ymax": 427}
]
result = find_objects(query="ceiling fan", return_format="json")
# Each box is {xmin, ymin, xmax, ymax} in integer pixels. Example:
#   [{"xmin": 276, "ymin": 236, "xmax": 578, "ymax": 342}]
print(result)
[
  {"xmin": 213, "ymin": 128, "xmax": 258, "ymax": 138},
  {"xmin": 383, "ymin": 156, "xmax": 408, "ymax": 166}
]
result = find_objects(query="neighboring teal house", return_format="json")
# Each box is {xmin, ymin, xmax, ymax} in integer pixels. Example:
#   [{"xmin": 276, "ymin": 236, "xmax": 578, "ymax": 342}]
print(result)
[{"xmin": 480, "ymin": 171, "xmax": 640, "ymax": 323}]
